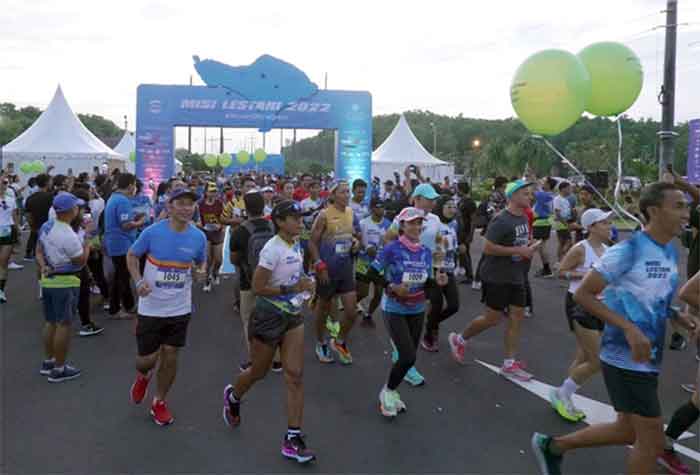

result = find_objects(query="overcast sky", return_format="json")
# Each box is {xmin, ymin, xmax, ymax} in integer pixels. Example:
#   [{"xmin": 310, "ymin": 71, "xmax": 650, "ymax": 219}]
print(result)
[{"xmin": 2, "ymin": 0, "xmax": 699, "ymax": 153}]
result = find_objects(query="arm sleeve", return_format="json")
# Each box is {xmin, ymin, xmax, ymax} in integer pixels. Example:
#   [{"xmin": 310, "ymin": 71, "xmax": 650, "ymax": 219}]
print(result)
[
  {"xmin": 129, "ymin": 226, "xmax": 151, "ymax": 257},
  {"xmin": 593, "ymin": 239, "xmax": 635, "ymax": 284}
]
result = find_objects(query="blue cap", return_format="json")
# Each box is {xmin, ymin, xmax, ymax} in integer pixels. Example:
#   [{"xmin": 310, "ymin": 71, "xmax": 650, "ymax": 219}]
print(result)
[
  {"xmin": 53, "ymin": 192, "xmax": 84, "ymax": 213},
  {"xmin": 411, "ymin": 183, "xmax": 440, "ymax": 200},
  {"xmin": 168, "ymin": 188, "xmax": 199, "ymax": 202},
  {"xmin": 505, "ymin": 179, "xmax": 533, "ymax": 199}
]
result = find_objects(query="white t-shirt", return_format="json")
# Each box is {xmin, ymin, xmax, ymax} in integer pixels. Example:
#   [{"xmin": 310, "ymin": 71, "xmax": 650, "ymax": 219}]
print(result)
[
  {"xmin": 257, "ymin": 235, "xmax": 305, "ymax": 314},
  {"xmin": 300, "ymin": 197, "xmax": 322, "ymax": 229},
  {"xmin": 553, "ymin": 195, "xmax": 573, "ymax": 222},
  {"xmin": 350, "ymin": 200, "xmax": 369, "ymax": 222},
  {"xmin": 38, "ymin": 220, "xmax": 84, "ymax": 273},
  {"xmin": 0, "ymin": 195, "xmax": 17, "ymax": 229},
  {"xmin": 359, "ymin": 216, "xmax": 389, "ymax": 249},
  {"xmin": 89, "ymin": 198, "xmax": 105, "ymax": 223}
]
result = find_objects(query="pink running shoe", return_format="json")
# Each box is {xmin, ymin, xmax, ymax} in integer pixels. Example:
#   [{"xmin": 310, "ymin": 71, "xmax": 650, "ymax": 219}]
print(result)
[
  {"xmin": 448, "ymin": 332, "xmax": 466, "ymax": 364},
  {"xmin": 657, "ymin": 449, "xmax": 691, "ymax": 475},
  {"xmin": 500, "ymin": 360, "xmax": 532, "ymax": 381}
]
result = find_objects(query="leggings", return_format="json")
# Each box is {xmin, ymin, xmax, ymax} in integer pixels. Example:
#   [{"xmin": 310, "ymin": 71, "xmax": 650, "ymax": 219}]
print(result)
[
  {"xmin": 458, "ymin": 246, "xmax": 474, "ymax": 281},
  {"xmin": 426, "ymin": 273, "xmax": 459, "ymax": 333},
  {"xmin": 87, "ymin": 253, "xmax": 109, "ymax": 300},
  {"xmin": 109, "ymin": 255, "xmax": 134, "ymax": 315},
  {"xmin": 25, "ymin": 229, "xmax": 38, "ymax": 258},
  {"xmin": 78, "ymin": 268, "xmax": 92, "ymax": 326},
  {"xmin": 383, "ymin": 311, "xmax": 424, "ymax": 390}
]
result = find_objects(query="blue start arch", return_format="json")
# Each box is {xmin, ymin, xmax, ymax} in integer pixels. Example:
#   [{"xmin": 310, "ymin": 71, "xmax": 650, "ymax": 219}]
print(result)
[{"xmin": 135, "ymin": 55, "xmax": 372, "ymax": 187}]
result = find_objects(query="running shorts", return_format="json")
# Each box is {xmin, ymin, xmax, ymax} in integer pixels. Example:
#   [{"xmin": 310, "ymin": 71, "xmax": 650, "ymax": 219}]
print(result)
[
  {"xmin": 601, "ymin": 362, "xmax": 660, "ymax": 418},
  {"xmin": 481, "ymin": 281, "xmax": 527, "ymax": 311},
  {"xmin": 248, "ymin": 299, "xmax": 304, "ymax": 347},
  {"xmin": 0, "ymin": 226, "xmax": 18, "ymax": 246},
  {"xmin": 565, "ymin": 292, "xmax": 604, "ymax": 332},
  {"xmin": 317, "ymin": 262, "xmax": 355, "ymax": 300},
  {"xmin": 136, "ymin": 314, "xmax": 191, "ymax": 356}
]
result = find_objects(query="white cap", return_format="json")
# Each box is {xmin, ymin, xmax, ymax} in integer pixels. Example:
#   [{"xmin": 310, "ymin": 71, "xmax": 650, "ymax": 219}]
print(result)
[{"xmin": 581, "ymin": 209, "xmax": 613, "ymax": 230}]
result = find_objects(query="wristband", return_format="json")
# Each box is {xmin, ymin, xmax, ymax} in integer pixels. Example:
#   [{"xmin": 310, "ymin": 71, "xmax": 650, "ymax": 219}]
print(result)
[{"xmin": 135, "ymin": 279, "xmax": 145, "ymax": 288}]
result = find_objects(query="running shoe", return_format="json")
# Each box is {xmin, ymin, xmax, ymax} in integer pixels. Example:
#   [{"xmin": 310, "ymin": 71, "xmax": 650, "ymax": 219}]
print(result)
[
  {"xmin": 524, "ymin": 307, "xmax": 534, "ymax": 319},
  {"xmin": 24, "ymin": 255, "xmax": 35, "ymax": 262},
  {"xmin": 681, "ymin": 383, "xmax": 696, "ymax": 394},
  {"xmin": 500, "ymin": 360, "xmax": 532, "ymax": 381},
  {"xmin": 657, "ymin": 448, "xmax": 691, "ymax": 475},
  {"xmin": 79, "ymin": 323, "xmax": 104, "ymax": 337},
  {"xmin": 531, "ymin": 432, "xmax": 563, "ymax": 475},
  {"xmin": 202, "ymin": 280, "xmax": 212, "ymax": 293},
  {"xmin": 420, "ymin": 333, "xmax": 439, "ymax": 352},
  {"xmin": 8, "ymin": 262, "xmax": 24, "ymax": 270},
  {"xmin": 90, "ymin": 285, "xmax": 101, "ymax": 295},
  {"xmin": 325, "ymin": 317, "xmax": 340, "ymax": 339},
  {"xmin": 448, "ymin": 332, "xmax": 466, "ymax": 364},
  {"xmin": 534, "ymin": 269, "xmax": 554, "ymax": 279},
  {"xmin": 222, "ymin": 384, "xmax": 241, "ymax": 427},
  {"xmin": 47, "ymin": 364, "xmax": 81, "ymax": 383},
  {"xmin": 213, "ymin": 276, "xmax": 221, "ymax": 286},
  {"xmin": 471, "ymin": 281, "xmax": 481, "ymax": 291},
  {"xmin": 315, "ymin": 342, "xmax": 334, "ymax": 364},
  {"xmin": 39, "ymin": 359, "xmax": 55, "ymax": 376},
  {"xmin": 272, "ymin": 361, "xmax": 283, "ymax": 373},
  {"xmin": 403, "ymin": 367, "xmax": 426, "ymax": 387},
  {"xmin": 548, "ymin": 388, "xmax": 584, "ymax": 422},
  {"xmin": 150, "ymin": 399, "xmax": 174, "ymax": 426},
  {"xmin": 281, "ymin": 434, "xmax": 316, "ymax": 464},
  {"xmin": 330, "ymin": 339, "xmax": 353, "ymax": 365},
  {"xmin": 130, "ymin": 371, "xmax": 151, "ymax": 404},
  {"xmin": 670, "ymin": 332, "xmax": 687, "ymax": 351},
  {"xmin": 379, "ymin": 386, "xmax": 398, "ymax": 417},
  {"xmin": 0, "ymin": 289, "xmax": 6, "ymax": 304}
]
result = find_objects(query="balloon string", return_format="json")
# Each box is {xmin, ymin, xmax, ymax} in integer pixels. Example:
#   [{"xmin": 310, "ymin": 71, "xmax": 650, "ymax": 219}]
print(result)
[
  {"xmin": 532, "ymin": 134, "xmax": 636, "ymax": 226},
  {"xmin": 613, "ymin": 117, "xmax": 643, "ymax": 227}
]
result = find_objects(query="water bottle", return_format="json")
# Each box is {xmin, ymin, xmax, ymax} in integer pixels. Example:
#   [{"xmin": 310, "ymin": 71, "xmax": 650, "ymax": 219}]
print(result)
[
  {"xmin": 300, "ymin": 272, "xmax": 315, "ymax": 302},
  {"xmin": 610, "ymin": 225, "xmax": 619, "ymax": 243}
]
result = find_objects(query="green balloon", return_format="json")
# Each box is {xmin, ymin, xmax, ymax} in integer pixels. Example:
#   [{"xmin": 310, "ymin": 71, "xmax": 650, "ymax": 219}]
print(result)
[
  {"xmin": 577, "ymin": 42, "xmax": 643, "ymax": 116},
  {"xmin": 32, "ymin": 161, "xmax": 45, "ymax": 173},
  {"xmin": 254, "ymin": 148, "xmax": 267, "ymax": 163},
  {"xmin": 20, "ymin": 162, "xmax": 33, "ymax": 173},
  {"xmin": 129, "ymin": 151, "xmax": 136, "ymax": 163},
  {"xmin": 218, "ymin": 153, "xmax": 232, "ymax": 168},
  {"xmin": 204, "ymin": 154, "xmax": 218, "ymax": 168},
  {"xmin": 510, "ymin": 49, "xmax": 591, "ymax": 136},
  {"xmin": 237, "ymin": 150, "xmax": 250, "ymax": 165}
]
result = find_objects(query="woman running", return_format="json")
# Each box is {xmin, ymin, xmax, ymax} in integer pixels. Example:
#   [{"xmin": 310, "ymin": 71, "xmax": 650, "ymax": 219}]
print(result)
[
  {"xmin": 549, "ymin": 208, "xmax": 611, "ymax": 422},
  {"xmin": 222, "ymin": 200, "xmax": 316, "ymax": 463},
  {"xmin": 370, "ymin": 207, "xmax": 447, "ymax": 418},
  {"xmin": 198, "ymin": 182, "xmax": 225, "ymax": 292}
]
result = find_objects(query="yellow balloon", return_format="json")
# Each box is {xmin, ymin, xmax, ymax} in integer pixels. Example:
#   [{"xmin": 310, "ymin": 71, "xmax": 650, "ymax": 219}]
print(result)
[
  {"xmin": 237, "ymin": 150, "xmax": 250, "ymax": 165},
  {"xmin": 254, "ymin": 148, "xmax": 267, "ymax": 163}
]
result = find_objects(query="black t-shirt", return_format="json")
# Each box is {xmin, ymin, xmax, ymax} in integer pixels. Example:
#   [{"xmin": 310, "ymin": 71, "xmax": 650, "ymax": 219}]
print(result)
[
  {"xmin": 230, "ymin": 217, "xmax": 270, "ymax": 290},
  {"xmin": 688, "ymin": 206, "xmax": 700, "ymax": 279},
  {"xmin": 459, "ymin": 196, "xmax": 477, "ymax": 235},
  {"xmin": 479, "ymin": 210, "xmax": 530, "ymax": 285},
  {"xmin": 24, "ymin": 191, "xmax": 54, "ymax": 231}
]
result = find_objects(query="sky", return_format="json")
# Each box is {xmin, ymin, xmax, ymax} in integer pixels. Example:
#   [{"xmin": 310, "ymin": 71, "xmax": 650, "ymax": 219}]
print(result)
[{"xmin": 2, "ymin": 0, "xmax": 699, "ymax": 154}]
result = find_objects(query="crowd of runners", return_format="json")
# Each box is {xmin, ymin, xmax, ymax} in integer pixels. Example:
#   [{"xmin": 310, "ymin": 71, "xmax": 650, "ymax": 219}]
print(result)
[{"xmin": 1, "ymin": 163, "xmax": 699, "ymax": 474}]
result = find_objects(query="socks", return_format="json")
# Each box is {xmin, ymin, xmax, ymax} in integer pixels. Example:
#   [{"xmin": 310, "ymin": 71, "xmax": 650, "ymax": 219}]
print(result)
[
  {"xmin": 559, "ymin": 377, "xmax": 580, "ymax": 400},
  {"xmin": 503, "ymin": 358, "xmax": 515, "ymax": 368},
  {"xmin": 666, "ymin": 401, "xmax": 700, "ymax": 442},
  {"xmin": 457, "ymin": 334, "xmax": 466, "ymax": 345},
  {"xmin": 286, "ymin": 427, "xmax": 301, "ymax": 440}
]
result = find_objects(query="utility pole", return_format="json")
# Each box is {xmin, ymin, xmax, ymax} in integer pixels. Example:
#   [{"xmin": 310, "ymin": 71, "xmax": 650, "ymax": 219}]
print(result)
[
  {"xmin": 658, "ymin": 0, "xmax": 678, "ymax": 178},
  {"xmin": 219, "ymin": 127, "xmax": 224, "ymax": 154},
  {"xmin": 123, "ymin": 115, "xmax": 128, "ymax": 132}
]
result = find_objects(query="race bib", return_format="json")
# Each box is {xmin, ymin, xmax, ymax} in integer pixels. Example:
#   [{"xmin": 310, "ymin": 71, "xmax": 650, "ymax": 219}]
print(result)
[
  {"xmin": 0, "ymin": 225, "xmax": 11, "ymax": 238},
  {"xmin": 356, "ymin": 258, "xmax": 369, "ymax": 275},
  {"xmin": 402, "ymin": 271, "xmax": 428, "ymax": 284},
  {"xmin": 335, "ymin": 239, "xmax": 351, "ymax": 255},
  {"xmin": 155, "ymin": 268, "xmax": 187, "ymax": 288}
]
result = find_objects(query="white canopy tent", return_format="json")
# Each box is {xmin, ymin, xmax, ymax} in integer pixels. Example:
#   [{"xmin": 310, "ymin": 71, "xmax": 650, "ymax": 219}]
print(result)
[
  {"xmin": 114, "ymin": 131, "xmax": 182, "ymax": 176},
  {"xmin": 2, "ymin": 85, "xmax": 125, "ymax": 177},
  {"xmin": 371, "ymin": 114, "xmax": 454, "ymax": 185}
]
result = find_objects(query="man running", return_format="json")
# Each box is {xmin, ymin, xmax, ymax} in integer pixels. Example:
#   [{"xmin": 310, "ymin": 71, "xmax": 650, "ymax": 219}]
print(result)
[
  {"xmin": 531, "ymin": 177, "xmax": 556, "ymax": 278},
  {"xmin": 126, "ymin": 188, "xmax": 207, "ymax": 426},
  {"xmin": 309, "ymin": 181, "xmax": 359, "ymax": 364},
  {"xmin": 223, "ymin": 200, "xmax": 316, "ymax": 464},
  {"xmin": 356, "ymin": 198, "xmax": 390, "ymax": 327},
  {"xmin": 350, "ymin": 179, "xmax": 369, "ymax": 222},
  {"xmin": 531, "ymin": 182, "xmax": 694, "ymax": 475},
  {"xmin": 448, "ymin": 179, "xmax": 541, "ymax": 380},
  {"xmin": 198, "ymin": 182, "xmax": 225, "ymax": 292},
  {"xmin": 300, "ymin": 180, "xmax": 323, "ymax": 270},
  {"xmin": 553, "ymin": 181, "xmax": 575, "ymax": 261}
]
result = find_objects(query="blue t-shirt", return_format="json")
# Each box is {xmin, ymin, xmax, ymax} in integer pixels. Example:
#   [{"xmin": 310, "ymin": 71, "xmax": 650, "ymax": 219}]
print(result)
[
  {"xmin": 594, "ymin": 231, "xmax": 679, "ymax": 373},
  {"xmin": 371, "ymin": 239, "xmax": 433, "ymax": 315},
  {"xmin": 129, "ymin": 220, "xmax": 206, "ymax": 317},
  {"xmin": 533, "ymin": 191, "xmax": 554, "ymax": 219},
  {"xmin": 131, "ymin": 194, "xmax": 153, "ymax": 227},
  {"xmin": 103, "ymin": 192, "xmax": 137, "ymax": 256}
]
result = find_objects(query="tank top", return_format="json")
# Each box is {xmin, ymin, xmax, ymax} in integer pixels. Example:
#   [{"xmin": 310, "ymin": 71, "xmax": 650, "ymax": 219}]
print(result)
[
  {"xmin": 568, "ymin": 240, "xmax": 607, "ymax": 294},
  {"xmin": 320, "ymin": 205, "xmax": 355, "ymax": 267}
]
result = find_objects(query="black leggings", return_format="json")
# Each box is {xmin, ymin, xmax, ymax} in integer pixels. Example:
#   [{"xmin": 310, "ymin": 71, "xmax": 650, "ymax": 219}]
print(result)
[
  {"xmin": 426, "ymin": 273, "xmax": 459, "ymax": 333},
  {"xmin": 109, "ymin": 255, "xmax": 134, "ymax": 315},
  {"xmin": 78, "ymin": 268, "xmax": 92, "ymax": 326},
  {"xmin": 87, "ymin": 253, "xmax": 109, "ymax": 300},
  {"xmin": 383, "ymin": 311, "xmax": 424, "ymax": 390},
  {"xmin": 25, "ymin": 229, "xmax": 38, "ymax": 258}
]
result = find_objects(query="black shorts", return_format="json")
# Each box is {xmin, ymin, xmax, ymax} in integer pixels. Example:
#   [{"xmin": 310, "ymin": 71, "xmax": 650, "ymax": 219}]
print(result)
[
  {"xmin": 565, "ymin": 292, "xmax": 604, "ymax": 332},
  {"xmin": 136, "ymin": 314, "xmax": 191, "ymax": 356},
  {"xmin": 532, "ymin": 225, "xmax": 552, "ymax": 241},
  {"xmin": 317, "ymin": 263, "xmax": 355, "ymax": 300},
  {"xmin": 601, "ymin": 362, "xmax": 660, "ymax": 418},
  {"xmin": 0, "ymin": 226, "xmax": 18, "ymax": 246},
  {"xmin": 205, "ymin": 231, "xmax": 225, "ymax": 245},
  {"xmin": 248, "ymin": 300, "xmax": 304, "ymax": 347},
  {"xmin": 481, "ymin": 281, "xmax": 527, "ymax": 311}
]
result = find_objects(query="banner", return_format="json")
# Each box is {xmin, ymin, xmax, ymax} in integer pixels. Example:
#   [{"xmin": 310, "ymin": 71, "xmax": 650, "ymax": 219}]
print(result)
[
  {"xmin": 688, "ymin": 119, "xmax": 700, "ymax": 184},
  {"xmin": 223, "ymin": 153, "xmax": 285, "ymax": 176}
]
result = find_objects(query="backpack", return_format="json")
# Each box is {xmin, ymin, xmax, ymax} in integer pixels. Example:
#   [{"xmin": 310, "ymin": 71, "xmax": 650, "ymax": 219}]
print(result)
[{"xmin": 242, "ymin": 219, "xmax": 275, "ymax": 273}]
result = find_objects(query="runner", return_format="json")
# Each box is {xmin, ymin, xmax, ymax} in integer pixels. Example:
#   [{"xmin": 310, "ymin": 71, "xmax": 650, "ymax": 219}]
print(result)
[
  {"xmin": 369, "ymin": 207, "xmax": 447, "ymax": 417},
  {"xmin": 448, "ymin": 179, "xmax": 541, "ymax": 381},
  {"xmin": 262, "ymin": 186, "xmax": 275, "ymax": 217},
  {"xmin": 456, "ymin": 181, "xmax": 477, "ymax": 285},
  {"xmin": 198, "ymin": 182, "xmax": 225, "ymax": 293},
  {"xmin": 548, "ymin": 209, "xmax": 611, "ymax": 422},
  {"xmin": 126, "ymin": 188, "xmax": 207, "ymax": 426},
  {"xmin": 531, "ymin": 177, "xmax": 556, "ymax": 278},
  {"xmin": 531, "ymin": 182, "xmax": 694, "ymax": 475},
  {"xmin": 222, "ymin": 200, "xmax": 316, "ymax": 464},
  {"xmin": 35, "ymin": 192, "xmax": 90, "ymax": 382},
  {"xmin": 299, "ymin": 180, "xmax": 323, "ymax": 270},
  {"xmin": 0, "ymin": 177, "xmax": 20, "ymax": 303},
  {"xmin": 309, "ymin": 181, "xmax": 359, "ymax": 364},
  {"xmin": 422, "ymin": 195, "xmax": 460, "ymax": 352},
  {"xmin": 553, "ymin": 181, "xmax": 575, "ymax": 261},
  {"xmin": 356, "ymin": 198, "xmax": 391, "ymax": 327},
  {"xmin": 222, "ymin": 176, "xmax": 256, "ymax": 227},
  {"xmin": 349, "ymin": 179, "xmax": 370, "ymax": 222}
]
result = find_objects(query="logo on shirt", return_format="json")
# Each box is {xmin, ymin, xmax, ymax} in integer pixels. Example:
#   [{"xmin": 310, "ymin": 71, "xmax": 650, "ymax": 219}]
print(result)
[{"xmin": 645, "ymin": 260, "xmax": 670, "ymax": 279}]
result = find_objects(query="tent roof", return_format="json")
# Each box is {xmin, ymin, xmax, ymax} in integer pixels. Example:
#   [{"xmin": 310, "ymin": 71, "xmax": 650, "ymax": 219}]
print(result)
[
  {"xmin": 3, "ymin": 85, "xmax": 121, "ymax": 157},
  {"xmin": 113, "ymin": 130, "xmax": 135, "ymax": 157},
  {"xmin": 372, "ymin": 114, "xmax": 448, "ymax": 165}
]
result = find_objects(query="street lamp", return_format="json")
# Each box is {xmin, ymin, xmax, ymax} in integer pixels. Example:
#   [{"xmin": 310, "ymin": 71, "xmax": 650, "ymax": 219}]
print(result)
[
  {"xmin": 470, "ymin": 138, "xmax": 481, "ymax": 187},
  {"xmin": 430, "ymin": 122, "xmax": 437, "ymax": 155},
  {"xmin": 472, "ymin": 138, "xmax": 481, "ymax": 148}
]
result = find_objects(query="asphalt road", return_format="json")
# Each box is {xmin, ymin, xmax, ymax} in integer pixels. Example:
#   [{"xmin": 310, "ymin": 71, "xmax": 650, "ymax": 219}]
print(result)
[{"xmin": 1, "ymin": 232, "xmax": 699, "ymax": 474}]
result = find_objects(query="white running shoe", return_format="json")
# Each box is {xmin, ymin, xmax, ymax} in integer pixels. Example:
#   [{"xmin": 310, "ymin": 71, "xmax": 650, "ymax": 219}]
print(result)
[
  {"xmin": 379, "ymin": 386, "xmax": 398, "ymax": 417},
  {"xmin": 203, "ymin": 282, "xmax": 212, "ymax": 293},
  {"xmin": 471, "ymin": 281, "xmax": 481, "ymax": 291},
  {"xmin": 0, "ymin": 289, "xmax": 6, "ymax": 303},
  {"xmin": 8, "ymin": 262, "xmax": 24, "ymax": 270},
  {"xmin": 213, "ymin": 276, "xmax": 221, "ymax": 286}
]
